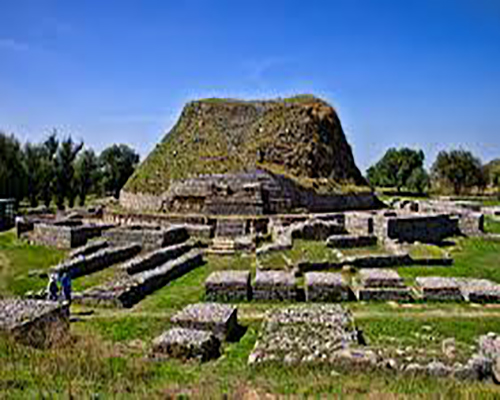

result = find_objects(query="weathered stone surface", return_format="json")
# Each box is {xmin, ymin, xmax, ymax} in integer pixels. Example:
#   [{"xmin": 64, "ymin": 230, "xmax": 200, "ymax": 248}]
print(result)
[
  {"xmin": 326, "ymin": 234, "xmax": 377, "ymax": 249},
  {"xmin": 248, "ymin": 304, "xmax": 358, "ymax": 366},
  {"xmin": 120, "ymin": 242, "xmax": 192, "ymax": 275},
  {"xmin": 342, "ymin": 253, "xmax": 412, "ymax": 268},
  {"xmin": 415, "ymin": 277, "xmax": 463, "ymax": 301},
  {"xmin": 358, "ymin": 269, "xmax": 405, "ymax": 288},
  {"xmin": 0, "ymin": 299, "xmax": 69, "ymax": 348},
  {"xmin": 69, "ymin": 239, "xmax": 109, "ymax": 259},
  {"xmin": 357, "ymin": 287, "xmax": 412, "ymax": 302},
  {"xmin": 205, "ymin": 270, "xmax": 252, "ymax": 302},
  {"xmin": 152, "ymin": 327, "xmax": 220, "ymax": 361},
  {"xmin": 289, "ymin": 218, "xmax": 345, "ymax": 241},
  {"xmin": 304, "ymin": 272, "xmax": 350, "ymax": 302},
  {"xmin": 456, "ymin": 278, "xmax": 500, "ymax": 303},
  {"xmin": 478, "ymin": 332, "xmax": 500, "ymax": 360},
  {"xmin": 171, "ymin": 303, "xmax": 238, "ymax": 340},
  {"xmin": 26, "ymin": 222, "xmax": 111, "ymax": 249},
  {"xmin": 78, "ymin": 249, "xmax": 204, "ymax": 308},
  {"xmin": 103, "ymin": 225, "xmax": 188, "ymax": 251},
  {"xmin": 427, "ymin": 361, "xmax": 453, "ymax": 377},
  {"xmin": 253, "ymin": 270, "xmax": 296, "ymax": 301},
  {"xmin": 51, "ymin": 243, "xmax": 142, "ymax": 279}
]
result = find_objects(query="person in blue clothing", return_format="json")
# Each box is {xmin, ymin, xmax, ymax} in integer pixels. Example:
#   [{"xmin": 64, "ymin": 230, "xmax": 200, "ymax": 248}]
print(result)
[{"xmin": 60, "ymin": 272, "xmax": 72, "ymax": 304}]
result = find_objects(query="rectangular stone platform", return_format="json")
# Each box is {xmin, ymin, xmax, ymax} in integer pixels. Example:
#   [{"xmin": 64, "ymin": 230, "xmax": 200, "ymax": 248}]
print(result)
[
  {"xmin": 205, "ymin": 270, "xmax": 252, "ymax": 301},
  {"xmin": 152, "ymin": 327, "xmax": 220, "ymax": 361},
  {"xmin": 249, "ymin": 305, "xmax": 357, "ymax": 365},
  {"xmin": 326, "ymin": 234, "xmax": 377, "ymax": 249},
  {"xmin": 304, "ymin": 272, "xmax": 350, "ymax": 302},
  {"xmin": 415, "ymin": 277, "xmax": 463, "ymax": 301},
  {"xmin": 69, "ymin": 239, "xmax": 109, "ymax": 259},
  {"xmin": 358, "ymin": 269, "xmax": 405, "ymax": 288},
  {"xmin": 357, "ymin": 287, "xmax": 412, "ymax": 302},
  {"xmin": 0, "ymin": 299, "xmax": 69, "ymax": 348},
  {"xmin": 103, "ymin": 225, "xmax": 188, "ymax": 251},
  {"xmin": 52, "ymin": 243, "xmax": 142, "ymax": 279},
  {"xmin": 120, "ymin": 242, "xmax": 192, "ymax": 275},
  {"xmin": 456, "ymin": 278, "xmax": 500, "ymax": 303},
  {"xmin": 78, "ymin": 249, "xmax": 204, "ymax": 308},
  {"xmin": 170, "ymin": 303, "xmax": 238, "ymax": 340},
  {"xmin": 253, "ymin": 270, "xmax": 296, "ymax": 301}
]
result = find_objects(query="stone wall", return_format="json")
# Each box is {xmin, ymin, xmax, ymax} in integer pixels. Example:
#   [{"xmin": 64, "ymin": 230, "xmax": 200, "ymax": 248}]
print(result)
[
  {"xmin": 52, "ymin": 243, "xmax": 142, "ymax": 278},
  {"xmin": 345, "ymin": 212, "xmax": 374, "ymax": 235},
  {"xmin": 0, "ymin": 299, "xmax": 70, "ymax": 348},
  {"xmin": 458, "ymin": 212, "xmax": 484, "ymax": 236},
  {"xmin": 103, "ymin": 225, "xmax": 188, "ymax": 251},
  {"xmin": 375, "ymin": 214, "xmax": 458, "ymax": 244}
]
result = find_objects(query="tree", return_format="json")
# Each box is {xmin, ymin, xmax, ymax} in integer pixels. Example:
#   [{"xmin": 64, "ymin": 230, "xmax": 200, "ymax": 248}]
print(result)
[
  {"xmin": 100, "ymin": 144, "xmax": 139, "ymax": 199},
  {"xmin": 406, "ymin": 167, "xmax": 430, "ymax": 194},
  {"xmin": 54, "ymin": 137, "xmax": 83, "ymax": 209},
  {"xmin": 484, "ymin": 159, "xmax": 500, "ymax": 193},
  {"xmin": 0, "ymin": 132, "xmax": 26, "ymax": 202},
  {"xmin": 431, "ymin": 149, "xmax": 484, "ymax": 195},
  {"xmin": 24, "ymin": 142, "xmax": 44, "ymax": 207},
  {"xmin": 366, "ymin": 147, "xmax": 425, "ymax": 192},
  {"xmin": 75, "ymin": 149, "xmax": 99, "ymax": 206},
  {"xmin": 39, "ymin": 132, "xmax": 59, "ymax": 208}
]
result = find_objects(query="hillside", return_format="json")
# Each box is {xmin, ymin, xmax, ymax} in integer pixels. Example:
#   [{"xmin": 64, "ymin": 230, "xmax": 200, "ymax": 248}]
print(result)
[{"xmin": 124, "ymin": 95, "xmax": 367, "ymax": 196}]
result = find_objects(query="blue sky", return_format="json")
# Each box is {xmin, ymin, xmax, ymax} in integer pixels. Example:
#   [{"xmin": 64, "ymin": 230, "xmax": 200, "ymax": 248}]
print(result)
[{"xmin": 1, "ymin": 0, "xmax": 500, "ymax": 171}]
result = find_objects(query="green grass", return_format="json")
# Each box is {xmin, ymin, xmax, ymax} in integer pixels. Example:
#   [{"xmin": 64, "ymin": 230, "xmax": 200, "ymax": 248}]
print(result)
[
  {"xmin": 4, "ymin": 230, "xmax": 500, "ymax": 397},
  {"xmin": 485, "ymin": 216, "xmax": 500, "ymax": 234},
  {"xmin": 408, "ymin": 243, "xmax": 447, "ymax": 259},
  {"xmin": 257, "ymin": 239, "xmax": 339, "ymax": 270},
  {"xmin": 0, "ymin": 230, "xmax": 66, "ymax": 297}
]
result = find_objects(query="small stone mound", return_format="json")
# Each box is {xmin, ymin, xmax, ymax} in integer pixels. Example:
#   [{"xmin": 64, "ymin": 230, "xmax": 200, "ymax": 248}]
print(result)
[
  {"xmin": 171, "ymin": 303, "xmax": 238, "ymax": 340},
  {"xmin": 416, "ymin": 277, "xmax": 463, "ymax": 301},
  {"xmin": 205, "ymin": 270, "xmax": 252, "ymax": 301},
  {"xmin": 152, "ymin": 327, "xmax": 220, "ymax": 361},
  {"xmin": 304, "ymin": 272, "xmax": 350, "ymax": 302},
  {"xmin": 253, "ymin": 270, "xmax": 296, "ymax": 301}
]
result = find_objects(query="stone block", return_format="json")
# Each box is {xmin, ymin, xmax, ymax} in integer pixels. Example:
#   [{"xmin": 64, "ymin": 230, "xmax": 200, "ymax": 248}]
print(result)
[
  {"xmin": 152, "ymin": 327, "xmax": 220, "ymax": 361},
  {"xmin": 358, "ymin": 269, "xmax": 405, "ymax": 288},
  {"xmin": 456, "ymin": 278, "xmax": 500, "ymax": 303},
  {"xmin": 253, "ymin": 270, "xmax": 296, "ymax": 301},
  {"xmin": 326, "ymin": 234, "xmax": 377, "ymax": 249},
  {"xmin": 205, "ymin": 270, "xmax": 252, "ymax": 301},
  {"xmin": 69, "ymin": 239, "xmax": 109, "ymax": 259},
  {"xmin": 304, "ymin": 272, "xmax": 350, "ymax": 302},
  {"xmin": 416, "ymin": 277, "xmax": 463, "ymax": 301},
  {"xmin": 357, "ymin": 287, "xmax": 412, "ymax": 302},
  {"xmin": 170, "ymin": 303, "xmax": 238, "ymax": 340},
  {"xmin": 0, "ymin": 299, "xmax": 69, "ymax": 348}
]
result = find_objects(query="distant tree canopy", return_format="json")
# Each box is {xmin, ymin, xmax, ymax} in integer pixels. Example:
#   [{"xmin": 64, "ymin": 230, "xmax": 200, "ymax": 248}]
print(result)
[
  {"xmin": 484, "ymin": 159, "xmax": 500, "ymax": 191},
  {"xmin": 366, "ymin": 148, "xmax": 429, "ymax": 193},
  {"xmin": 431, "ymin": 150, "xmax": 486, "ymax": 195},
  {"xmin": 100, "ymin": 144, "xmax": 140, "ymax": 199},
  {"xmin": 0, "ymin": 130, "xmax": 140, "ymax": 209}
]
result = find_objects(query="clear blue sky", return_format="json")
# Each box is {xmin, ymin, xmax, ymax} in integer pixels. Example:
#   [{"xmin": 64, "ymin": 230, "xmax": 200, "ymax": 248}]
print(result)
[{"xmin": 1, "ymin": 0, "xmax": 500, "ymax": 171}]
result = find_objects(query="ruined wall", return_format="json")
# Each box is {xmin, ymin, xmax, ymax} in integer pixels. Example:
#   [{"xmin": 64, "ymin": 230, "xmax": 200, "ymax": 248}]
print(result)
[{"xmin": 103, "ymin": 225, "xmax": 189, "ymax": 250}]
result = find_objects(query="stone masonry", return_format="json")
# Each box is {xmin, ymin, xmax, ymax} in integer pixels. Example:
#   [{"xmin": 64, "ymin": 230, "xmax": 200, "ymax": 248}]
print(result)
[{"xmin": 205, "ymin": 270, "xmax": 252, "ymax": 302}]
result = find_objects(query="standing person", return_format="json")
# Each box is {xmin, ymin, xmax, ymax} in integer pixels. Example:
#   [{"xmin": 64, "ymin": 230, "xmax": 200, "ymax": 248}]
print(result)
[
  {"xmin": 60, "ymin": 273, "xmax": 72, "ymax": 304},
  {"xmin": 47, "ymin": 273, "xmax": 59, "ymax": 301}
]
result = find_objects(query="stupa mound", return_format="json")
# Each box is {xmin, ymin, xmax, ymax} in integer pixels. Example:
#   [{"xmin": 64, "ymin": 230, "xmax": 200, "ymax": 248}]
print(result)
[{"xmin": 121, "ymin": 95, "xmax": 381, "ymax": 214}]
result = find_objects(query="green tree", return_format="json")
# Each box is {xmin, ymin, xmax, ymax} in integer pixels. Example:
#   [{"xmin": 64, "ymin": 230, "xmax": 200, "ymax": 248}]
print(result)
[
  {"xmin": 75, "ymin": 149, "xmax": 99, "ymax": 206},
  {"xmin": 54, "ymin": 137, "xmax": 83, "ymax": 210},
  {"xmin": 406, "ymin": 167, "xmax": 430, "ymax": 194},
  {"xmin": 39, "ymin": 132, "xmax": 59, "ymax": 208},
  {"xmin": 431, "ymin": 149, "xmax": 484, "ymax": 195},
  {"xmin": 0, "ymin": 132, "xmax": 26, "ymax": 202},
  {"xmin": 366, "ymin": 147, "xmax": 425, "ymax": 192},
  {"xmin": 23, "ymin": 142, "xmax": 44, "ymax": 207},
  {"xmin": 100, "ymin": 144, "xmax": 140, "ymax": 199}
]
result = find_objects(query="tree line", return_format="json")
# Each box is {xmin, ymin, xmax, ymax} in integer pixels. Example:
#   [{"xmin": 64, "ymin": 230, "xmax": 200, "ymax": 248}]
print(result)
[
  {"xmin": 367, "ymin": 147, "xmax": 500, "ymax": 195},
  {"xmin": 0, "ymin": 130, "xmax": 139, "ymax": 208}
]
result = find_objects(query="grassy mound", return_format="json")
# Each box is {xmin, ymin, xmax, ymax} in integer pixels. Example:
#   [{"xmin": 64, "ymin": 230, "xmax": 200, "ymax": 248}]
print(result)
[{"xmin": 124, "ymin": 95, "xmax": 366, "ymax": 195}]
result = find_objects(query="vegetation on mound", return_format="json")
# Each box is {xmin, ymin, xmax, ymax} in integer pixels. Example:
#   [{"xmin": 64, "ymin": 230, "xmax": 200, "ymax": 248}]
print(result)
[{"xmin": 124, "ymin": 95, "xmax": 366, "ymax": 196}]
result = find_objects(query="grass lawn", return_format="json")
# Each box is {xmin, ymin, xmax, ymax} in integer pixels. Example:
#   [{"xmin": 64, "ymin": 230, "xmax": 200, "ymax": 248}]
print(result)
[
  {"xmin": 485, "ymin": 216, "xmax": 500, "ymax": 234},
  {"xmin": 3, "ymin": 230, "xmax": 500, "ymax": 397}
]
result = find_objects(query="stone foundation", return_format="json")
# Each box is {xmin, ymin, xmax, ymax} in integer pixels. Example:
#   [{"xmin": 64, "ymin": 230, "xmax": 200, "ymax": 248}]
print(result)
[
  {"xmin": 205, "ymin": 271, "xmax": 252, "ymax": 302},
  {"xmin": 52, "ymin": 243, "xmax": 142, "ymax": 279},
  {"xmin": 253, "ymin": 270, "xmax": 297, "ymax": 301},
  {"xmin": 103, "ymin": 225, "xmax": 188, "ymax": 251},
  {"xmin": 416, "ymin": 277, "xmax": 463, "ymax": 301},
  {"xmin": 152, "ymin": 327, "xmax": 221, "ymax": 361},
  {"xmin": 357, "ymin": 287, "xmax": 412, "ymax": 302},
  {"xmin": 170, "ymin": 303, "xmax": 238, "ymax": 340},
  {"xmin": 304, "ymin": 272, "xmax": 350, "ymax": 302},
  {"xmin": 0, "ymin": 299, "xmax": 69, "ymax": 348},
  {"xmin": 69, "ymin": 240, "xmax": 109, "ymax": 259},
  {"xmin": 326, "ymin": 234, "xmax": 377, "ymax": 249},
  {"xmin": 456, "ymin": 278, "xmax": 500, "ymax": 303},
  {"xmin": 358, "ymin": 269, "xmax": 405, "ymax": 288}
]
